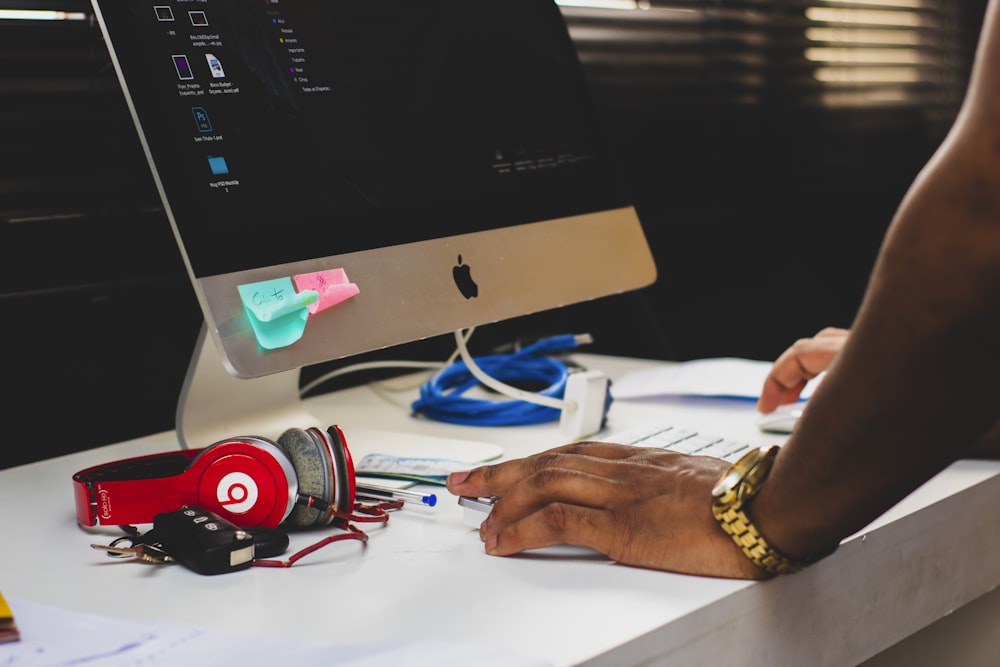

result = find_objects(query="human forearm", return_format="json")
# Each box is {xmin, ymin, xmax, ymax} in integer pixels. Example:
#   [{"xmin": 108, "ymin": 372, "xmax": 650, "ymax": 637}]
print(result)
[{"xmin": 751, "ymin": 128, "xmax": 1000, "ymax": 562}]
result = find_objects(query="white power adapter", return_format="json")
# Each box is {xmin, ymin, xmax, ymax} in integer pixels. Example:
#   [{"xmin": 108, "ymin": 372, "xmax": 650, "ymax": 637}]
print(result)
[{"xmin": 558, "ymin": 370, "xmax": 611, "ymax": 440}]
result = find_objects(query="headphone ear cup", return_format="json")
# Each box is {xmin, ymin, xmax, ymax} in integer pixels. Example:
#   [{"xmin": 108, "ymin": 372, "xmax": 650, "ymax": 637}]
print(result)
[
  {"xmin": 276, "ymin": 427, "xmax": 335, "ymax": 528},
  {"xmin": 324, "ymin": 425, "xmax": 355, "ymax": 512},
  {"xmin": 191, "ymin": 437, "xmax": 298, "ymax": 528}
]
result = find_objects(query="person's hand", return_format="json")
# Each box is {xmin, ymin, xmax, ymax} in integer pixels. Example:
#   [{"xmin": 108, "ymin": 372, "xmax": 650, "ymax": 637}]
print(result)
[
  {"xmin": 757, "ymin": 327, "xmax": 849, "ymax": 414},
  {"xmin": 446, "ymin": 441, "xmax": 768, "ymax": 579}
]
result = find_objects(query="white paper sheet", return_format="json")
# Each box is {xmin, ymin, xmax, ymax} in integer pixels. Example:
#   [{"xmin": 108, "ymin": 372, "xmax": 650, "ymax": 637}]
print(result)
[
  {"xmin": 0, "ymin": 596, "xmax": 550, "ymax": 667},
  {"xmin": 611, "ymin": 357, "xmax": 823, "ymax": 401}
]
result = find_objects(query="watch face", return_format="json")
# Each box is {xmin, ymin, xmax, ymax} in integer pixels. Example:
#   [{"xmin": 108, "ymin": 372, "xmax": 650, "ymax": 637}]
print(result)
[
  {"xmin": 711, "ymin": 445, "xmax": 777, "ymax": 498},
  {"xmin": 712, "ymin": 468, "xmax": 744, "ymax": 498}
]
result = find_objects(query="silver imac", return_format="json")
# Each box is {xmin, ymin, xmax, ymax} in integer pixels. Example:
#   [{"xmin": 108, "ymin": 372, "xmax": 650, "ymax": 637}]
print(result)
[{"xmin": 92, "ymin": 0, "xmax": 657, "ymax": 448}]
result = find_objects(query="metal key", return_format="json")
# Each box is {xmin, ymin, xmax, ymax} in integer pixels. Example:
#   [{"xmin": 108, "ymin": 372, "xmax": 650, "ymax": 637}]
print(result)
[{"xmin": 91, "ymin": 542, "xmax": 175, "ymax": 565}]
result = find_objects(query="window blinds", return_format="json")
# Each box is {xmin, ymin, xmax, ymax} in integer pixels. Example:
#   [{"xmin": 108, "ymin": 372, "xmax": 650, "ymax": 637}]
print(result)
[
  {"xmin": 0, "ymin": 1, "xmax": 139, "ymax": 222},
  {"xmin": 558, "ymin": 1, "xmax": 983, "ymax": 119}
]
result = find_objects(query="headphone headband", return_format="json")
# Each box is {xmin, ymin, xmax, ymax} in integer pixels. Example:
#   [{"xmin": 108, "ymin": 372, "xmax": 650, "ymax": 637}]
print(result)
[{"xmin": 72, "ymin": 437, "xmax": 298, "ymax": 528}]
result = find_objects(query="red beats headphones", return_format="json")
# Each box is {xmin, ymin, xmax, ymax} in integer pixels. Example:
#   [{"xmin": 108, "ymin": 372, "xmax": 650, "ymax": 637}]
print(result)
[{"xmin": 73, "ymin": 425, "xmax": 356, "ymax": 529}]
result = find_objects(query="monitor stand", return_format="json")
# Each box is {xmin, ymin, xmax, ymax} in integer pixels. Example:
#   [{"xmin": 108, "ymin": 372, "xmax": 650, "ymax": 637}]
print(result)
[
  {"xmin": 175, "ymin": 322, "xmax": 505, "ymax": 465},
  {"xmin": 175, "ymin": 323, "xmax": 318, "ymax": 449}
]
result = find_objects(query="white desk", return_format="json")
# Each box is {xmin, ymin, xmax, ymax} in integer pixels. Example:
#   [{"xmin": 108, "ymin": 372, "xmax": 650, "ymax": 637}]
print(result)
[{"xmin": 2, "ymin": 354, "xmax": 1000, "ymax": 666}]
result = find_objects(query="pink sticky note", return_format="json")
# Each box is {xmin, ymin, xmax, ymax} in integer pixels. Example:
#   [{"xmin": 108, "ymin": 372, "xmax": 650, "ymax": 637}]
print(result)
[{"xmin": 293, "ymin": 268, "xmax": 360, "ymax": 314}]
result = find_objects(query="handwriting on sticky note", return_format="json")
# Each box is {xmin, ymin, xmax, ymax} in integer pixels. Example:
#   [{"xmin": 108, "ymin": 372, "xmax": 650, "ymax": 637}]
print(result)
[
  {"xmin": 238, "ymin": 278, "xmax": 317, "ymax": 322},
  {"xmin": 293, "ymin": 268, "xmax": 360, "ymax": 314},
  {"xmin": 236, "ymin": 278, "xmax": 314, "ymax": 349}
]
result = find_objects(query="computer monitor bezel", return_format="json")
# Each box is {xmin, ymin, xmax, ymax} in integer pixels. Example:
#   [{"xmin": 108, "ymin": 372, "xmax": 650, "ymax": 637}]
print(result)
[{"xmin": 92, "ymin": 0, "xmax": 657, "ymax": 445}]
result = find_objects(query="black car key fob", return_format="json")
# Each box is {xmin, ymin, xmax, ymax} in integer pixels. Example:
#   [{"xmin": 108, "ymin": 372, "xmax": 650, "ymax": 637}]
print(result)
[{"xmin": 153, "ymin": 505, "xmax": 256, "ymax": 575}]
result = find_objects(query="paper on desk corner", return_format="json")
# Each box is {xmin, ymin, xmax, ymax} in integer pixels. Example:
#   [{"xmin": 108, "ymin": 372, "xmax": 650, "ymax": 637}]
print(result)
[
  {"xmin": 0, "ymin": 596, "xmax": 552, "ymax": 667},
  {"xmin": 611, "ymin": 357, "xmax": 824, "ymax": 401},
  {"xmin": 0, "ymin": 591, "xmax": 18, "ymax": 644}
]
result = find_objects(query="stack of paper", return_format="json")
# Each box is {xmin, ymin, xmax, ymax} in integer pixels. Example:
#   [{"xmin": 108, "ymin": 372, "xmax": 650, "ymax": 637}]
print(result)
[{"xmin": 0, "ymin": 591, "xmax": 18, "ymax": 643}]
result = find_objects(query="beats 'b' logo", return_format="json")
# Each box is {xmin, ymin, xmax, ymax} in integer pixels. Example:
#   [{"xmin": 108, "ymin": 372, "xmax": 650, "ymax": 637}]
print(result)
[
  {"xmin": 217, "ymin": 472, "xmax": 259, "ymax": 514},
  {"xmin": 453, "ymin": 255, "xmax": 478, "ymax": 299}
]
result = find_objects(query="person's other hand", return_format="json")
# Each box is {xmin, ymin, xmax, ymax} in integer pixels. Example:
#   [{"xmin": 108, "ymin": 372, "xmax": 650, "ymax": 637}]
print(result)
[
  {"xmin": 446, "ymin": 441, "xmax": 767, "ymax": 579},
  {"xmin": 757, "ymin": 327, "xmax": 849, "ymax": 414}
]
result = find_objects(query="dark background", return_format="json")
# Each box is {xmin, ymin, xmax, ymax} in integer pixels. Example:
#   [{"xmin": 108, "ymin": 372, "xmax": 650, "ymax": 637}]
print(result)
[{"xmin": 1, "ymin": 1, "xmax": 988, "ymax": 468}]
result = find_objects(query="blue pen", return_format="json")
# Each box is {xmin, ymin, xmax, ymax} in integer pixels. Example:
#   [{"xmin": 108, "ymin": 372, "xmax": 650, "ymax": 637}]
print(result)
[{"xmin": 356, "ymin": 483, "xmax": 437, "ymax": 507}]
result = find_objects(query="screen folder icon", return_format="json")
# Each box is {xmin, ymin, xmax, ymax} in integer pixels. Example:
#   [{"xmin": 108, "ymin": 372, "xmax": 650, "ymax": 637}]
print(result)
[{"xmin": 207, "ymin": 156, "xmax": 229, "ymax": 175}]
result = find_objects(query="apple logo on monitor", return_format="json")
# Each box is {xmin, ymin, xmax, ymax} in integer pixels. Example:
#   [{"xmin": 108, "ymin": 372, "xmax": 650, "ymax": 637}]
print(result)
[{"xmin": 453, "ymin": 255, "xmax": 478, "ymax": 299}]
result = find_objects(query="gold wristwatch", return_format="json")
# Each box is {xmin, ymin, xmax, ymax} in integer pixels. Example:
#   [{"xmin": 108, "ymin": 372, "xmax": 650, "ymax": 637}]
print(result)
[{"xmin": 711, "ymin": 445, "xmax": 812, "ymax": 576}]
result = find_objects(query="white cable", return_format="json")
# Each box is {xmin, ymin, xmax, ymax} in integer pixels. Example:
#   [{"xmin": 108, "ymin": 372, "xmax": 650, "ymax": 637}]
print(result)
[
  {"xmin": 452, "ymin": 329, "xmax": 575, "ymax": 412},
  {"xmin": 299, "ymin": 359, "xmax": 444, "ymax": 396},
  {"xmin": 299, "ymin": 330, "xmax": 472, "ymax": 396}
]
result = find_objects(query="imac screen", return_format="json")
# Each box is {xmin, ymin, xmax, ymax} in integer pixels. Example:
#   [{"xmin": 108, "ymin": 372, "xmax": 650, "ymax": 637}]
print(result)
[{"xmin": 92, "ymin": 0, "xmax": 657, "ymax": 382}]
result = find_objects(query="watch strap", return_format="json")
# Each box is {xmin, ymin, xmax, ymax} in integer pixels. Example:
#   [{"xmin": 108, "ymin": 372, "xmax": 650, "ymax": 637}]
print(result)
[{"xmin": 712, "ymin": 500, "xmax": 812, "ymax": 575}]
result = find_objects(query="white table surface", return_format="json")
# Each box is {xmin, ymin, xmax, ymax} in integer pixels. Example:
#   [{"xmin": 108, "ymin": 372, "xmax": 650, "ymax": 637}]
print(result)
[{"xmin": 2, "ymin": 353, "xmax": 999, "ymax": 666}]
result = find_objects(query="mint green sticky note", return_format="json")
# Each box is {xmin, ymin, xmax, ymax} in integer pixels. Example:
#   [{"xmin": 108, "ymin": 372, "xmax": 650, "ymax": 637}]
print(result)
[{"xmin": 237, "ymin": 278, "xmax": 317, "ymax": 350}]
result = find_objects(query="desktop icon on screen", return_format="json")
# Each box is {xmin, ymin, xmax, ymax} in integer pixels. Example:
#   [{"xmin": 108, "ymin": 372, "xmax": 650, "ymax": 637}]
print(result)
[
  {"xmin": 192, "ymin": 106, "xmax": 213, "ymax": 133},
  {"xmin": 172, "ymin": 55, "xmax": 194, "ymax": 80},
  {"xmin": 154, "ymin": 6, "xmax": 174, "ymax": 21},
  {"xmin": 189, "ymin": 11, "xmax": 208, "ymax": 26},
  {"xmin": 206, "ymin": 54, "xmax": 226, "ymax": 78},
  {"xmin": 207, "ymin": 156, "xmax": 230, "ymax": 175}
]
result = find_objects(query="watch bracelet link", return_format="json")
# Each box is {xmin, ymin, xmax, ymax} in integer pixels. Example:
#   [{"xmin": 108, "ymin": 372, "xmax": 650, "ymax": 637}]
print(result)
[{"xmin": 713, "ymin": 499, "xmax": 811, "ymax": 576}]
